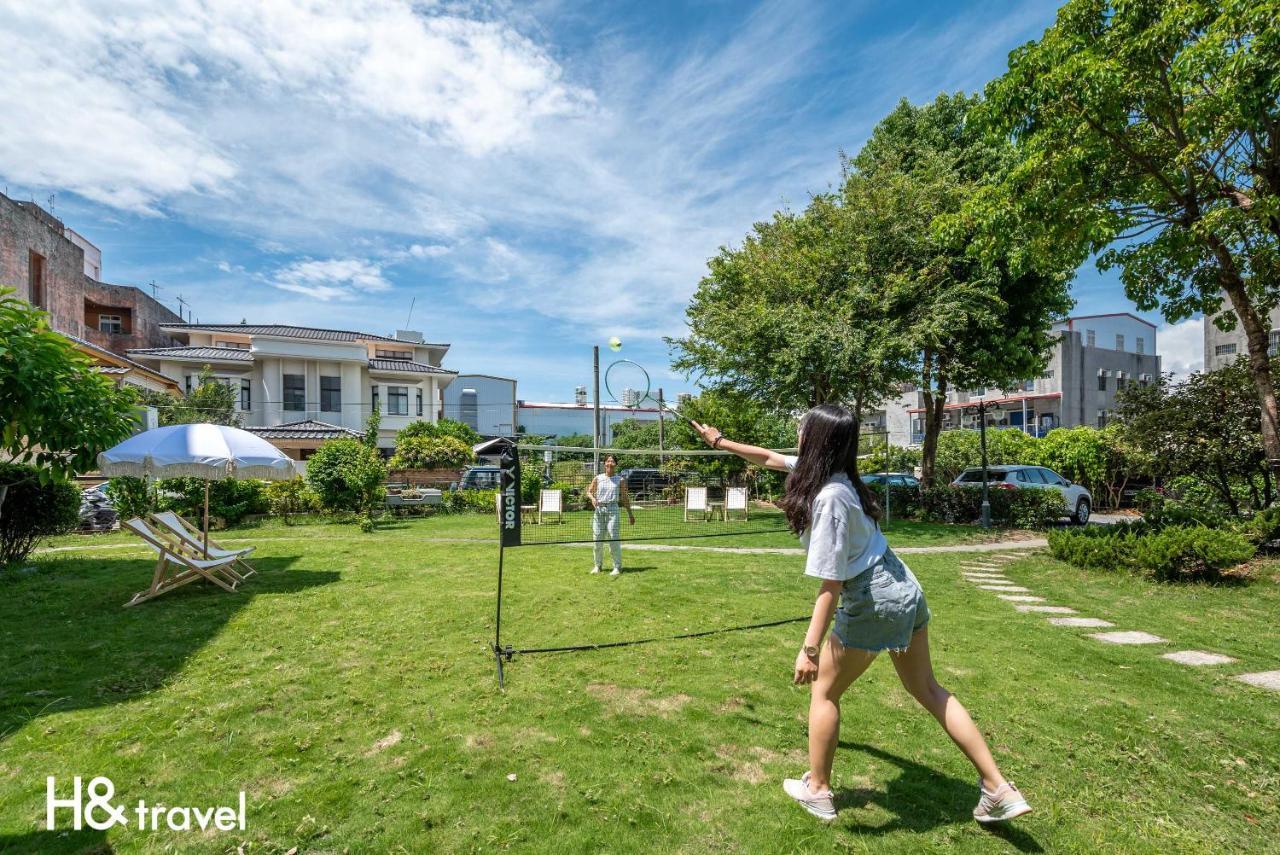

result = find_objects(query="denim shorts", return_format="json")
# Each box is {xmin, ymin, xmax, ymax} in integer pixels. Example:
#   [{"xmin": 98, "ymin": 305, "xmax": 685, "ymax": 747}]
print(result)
[{"xmin": 832, "ymin": 549, "xmax": 930, "ymax": 653}]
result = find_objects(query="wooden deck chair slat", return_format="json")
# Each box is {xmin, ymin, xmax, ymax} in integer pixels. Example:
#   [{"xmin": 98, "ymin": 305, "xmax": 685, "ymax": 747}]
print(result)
[
  {"xmin": 122, "ymin": 518, "xmax": 243, "ymax": 607},
  {"xmin": 150, "ymin": 510, "xmax": 257, "ymax": 579}
]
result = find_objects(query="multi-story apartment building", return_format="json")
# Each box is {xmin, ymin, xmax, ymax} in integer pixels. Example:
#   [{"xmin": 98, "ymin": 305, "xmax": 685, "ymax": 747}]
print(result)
[
  {"xmin": 442, "ymin": 374, "xmax": 518, "ymax": 438},
  {"xmin": 877, "ymin": 313, "xmax": 1162, "ymax": 447},
  {"xmin": 1204, "ymin": 303, "xmax": 1280, "ymax": 372},
  {"xmin": 127, "ymin": 323, "xmax": 457, "ymax": 459}
]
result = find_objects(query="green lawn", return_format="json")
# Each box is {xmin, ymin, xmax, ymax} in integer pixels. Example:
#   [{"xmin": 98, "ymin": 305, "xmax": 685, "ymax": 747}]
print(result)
[{"xmin": 3, "ymin": 516, "xmax": 1277, "ymax": 853}]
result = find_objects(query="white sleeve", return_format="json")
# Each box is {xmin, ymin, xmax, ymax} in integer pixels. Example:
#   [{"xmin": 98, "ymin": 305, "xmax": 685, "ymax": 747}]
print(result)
[
  {"xmin": 782, "ymin": 455, "xmax": 799, "ymax": 471},
  {"xmin": 803, "ymin": 506, "xmax": 850, "ymax": 581}
]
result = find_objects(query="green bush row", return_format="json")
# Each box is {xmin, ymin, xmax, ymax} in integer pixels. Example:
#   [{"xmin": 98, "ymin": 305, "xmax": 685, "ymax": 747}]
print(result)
[
  {"xmin": 106, "ymin": 476, "xmax": 269, "ymax": 527},
  {"xmin": 1047, "ymin": 525, "xmax": 1255, "ymax": 582},
  {"xmin": 916, "ymin": 486, "xmax": 1069, "ymax": 529}
]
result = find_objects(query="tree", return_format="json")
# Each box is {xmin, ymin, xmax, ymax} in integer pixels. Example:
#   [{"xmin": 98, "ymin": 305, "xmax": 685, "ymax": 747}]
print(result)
[
  {"xmin": 854, "ymin": 94, "xmax": 1073, "ymax": 485},
  {"xmin": 671, "ymin": 178, "xmax": 918, "ymax": 458},
  {"xmin": 388, "ymin": 436, "xmax": 475, "ymax": 470},
  {"xmin": 136, "ymin": 366, "xmax": 238, "ymax": 426},
  {"xmin": 0, "ymin": 289, "xmax": 136, "ymax": 513},
  {"xmin": 1117, "ymin": 363, "xmax": 1271, "ymax": 516},
  {"xmin": 0, "ymin": 462, "xmax": 79, "ymax": 564},
  {"xmin": 363, "ymin": 407, "xmax": 381, "ymax": 449},
  {"xmin": 306, "ymin": 439, "xmax": 387, "ymax": 518},
  {"xmin": 397, "ymin": 418, "xmax": 482, "ymax": 447},
  {"xmin": 979, "ymin": 0, "xmax": 1280, "ymax": 472}
]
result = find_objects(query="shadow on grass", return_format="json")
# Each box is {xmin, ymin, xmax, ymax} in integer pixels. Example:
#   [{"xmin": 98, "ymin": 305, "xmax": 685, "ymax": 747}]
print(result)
[
  {"xmin": 0, "ymin": 555, "xmax": 337, "ymax": 744},
  {"xmin": 0, "ymin": 827, "xmax": 112, "ymax": 855},
  {"xmin": 836, "ymin": 742, "xmax": 1043, "ymax": 852}
]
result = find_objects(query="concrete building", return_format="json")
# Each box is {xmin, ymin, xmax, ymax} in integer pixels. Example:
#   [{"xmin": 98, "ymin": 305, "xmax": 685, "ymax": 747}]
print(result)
[
  {"xmin": 878, "ymin": 313, "xmax": 1161, "ymax": 446},
  {"xmin": 442, "ymin": 374, "xmax": 518, "ymax": 437},
  {"xmin": 0, "ymin": 191, "xmax": 181, "ymax": 355},
  {"xmin": 127, "ymin": 323, "xmax": 457, "ymax": 459},
  {"xmin": 1203, "ymin": 302, "xmax": 1280, "ymax": 372},
  {"xmin": 517, "ymin": 400, "xmax": 662, "ymax": 444}
]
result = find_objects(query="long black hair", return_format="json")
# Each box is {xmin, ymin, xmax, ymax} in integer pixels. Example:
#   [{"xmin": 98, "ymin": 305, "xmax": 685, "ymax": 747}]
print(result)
[{"xmin": 778, "ymin": 403, "xmax": 883, "ymax": 534}]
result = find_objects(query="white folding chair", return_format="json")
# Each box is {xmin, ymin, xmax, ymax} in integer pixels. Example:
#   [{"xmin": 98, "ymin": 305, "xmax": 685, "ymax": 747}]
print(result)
[
  {"xmin": 539, "ymin": 489, "xmax": 563, "ymax": 524},
  {"xmin": 684, "ymin": 486, "xmax": 709, "ymax": 522},
  {"xmin": 150, "ymin": 510, "xmax": 256, "ymax": 579},
  {"xmin": 122, "ymin": 517, "xmax": 244, "ymax": 607},
  {"xmin": 725, "ymin": 486, "xmax": 749, "ymax": 521}
]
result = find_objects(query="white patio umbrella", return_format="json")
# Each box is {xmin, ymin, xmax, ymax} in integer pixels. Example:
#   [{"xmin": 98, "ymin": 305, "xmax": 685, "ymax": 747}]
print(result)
[{"xmin": 97, "ymin": 423, "xmax": 296, "ymax": 553}]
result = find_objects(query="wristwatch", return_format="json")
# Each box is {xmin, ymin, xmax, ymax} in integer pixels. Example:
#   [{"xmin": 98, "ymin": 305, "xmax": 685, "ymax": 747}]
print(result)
[{"xmin": 802, "ymin": 644, "xmax": 820, "ymax": 659}]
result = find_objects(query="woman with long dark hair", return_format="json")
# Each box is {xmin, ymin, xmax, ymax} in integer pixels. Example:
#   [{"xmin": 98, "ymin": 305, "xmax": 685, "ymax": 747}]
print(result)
[{"xmin": 693, "ymin": 404, "xmax": 1030, "ymax": 824}]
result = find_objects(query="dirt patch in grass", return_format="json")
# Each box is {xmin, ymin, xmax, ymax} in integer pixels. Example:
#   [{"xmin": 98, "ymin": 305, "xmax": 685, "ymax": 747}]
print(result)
[
  {"xmin": 712, "ymin": 744, "xmax": 805, "ymax": 784},
  {"xmin": 464, "ymin": 733, "xmax": 494, "ymax": 750},
  {"xmin": 366, "ymin": 729, "xmax": 402, "ymax": 755},
  {"xmin": 586, "ymin": 683, "xmax": 692, "ymax": 718}
]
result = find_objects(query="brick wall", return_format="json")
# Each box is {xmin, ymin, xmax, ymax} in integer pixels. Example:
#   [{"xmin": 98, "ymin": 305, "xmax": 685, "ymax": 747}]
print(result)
[{"xmin": 82, "ymin": 278, "xmax": 181, "ymax": 351}]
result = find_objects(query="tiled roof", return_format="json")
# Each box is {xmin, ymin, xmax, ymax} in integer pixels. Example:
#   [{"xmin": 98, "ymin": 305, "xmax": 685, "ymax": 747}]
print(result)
[
  {"xmin": 368, "ymin": 358, "xmax": 455, "ymax": 375},
  {"xmin": 128, "ymin": 345, "xmax": 254, "ymax": 362},
  {"xmin": 159, "ymin": 323, "xmax": 448, "ymax": 347},
  {"xmin": 246, "ymin": 420, "xmax": 362, "ymax": 440}
]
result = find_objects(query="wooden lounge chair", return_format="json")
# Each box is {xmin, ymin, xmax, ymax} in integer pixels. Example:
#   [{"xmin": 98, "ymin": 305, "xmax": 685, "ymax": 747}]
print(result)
[
  {"xmin": 539, "ymin": 489, "xmax": 563, "ymax": 524},
  {"xmin": 122, "ymin": 517, "xmax": 244, "ymax": 607},
  {"xmin": 684, "ymin": 487, "xmax": 709, "ymax": 522},
  {"xmin": 725, "ymin": 487, "xmax": 749, "ymax": 521},
  {"xmin": 150, "ymin": 510, "xmax": 256, "ymax": 580}
]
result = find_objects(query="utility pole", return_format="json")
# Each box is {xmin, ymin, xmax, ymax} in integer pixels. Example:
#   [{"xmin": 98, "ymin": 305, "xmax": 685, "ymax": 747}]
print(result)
[
  {"xmin": 978, "ymin": 400, "xmax": 991, "ymax": 529},
  {"xmin": 592, "ymin": 345, "xmax": 601, "ymax": 473},
  {"xmin": 657, "ymin": 387, "xmax": 666, "ymax": 464}
]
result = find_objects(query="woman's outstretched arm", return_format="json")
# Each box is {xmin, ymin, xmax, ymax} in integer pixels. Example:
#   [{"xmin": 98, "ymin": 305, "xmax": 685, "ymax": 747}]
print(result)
[{"xmin": 690, "ymin": 420, "xmax": 791, "ymax": 471}]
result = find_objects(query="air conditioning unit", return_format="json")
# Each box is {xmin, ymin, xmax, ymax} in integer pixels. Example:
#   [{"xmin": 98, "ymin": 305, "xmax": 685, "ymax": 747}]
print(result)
[{"xmin": 574, "ymin": 385, "xmax": 587, "ymax": 405}]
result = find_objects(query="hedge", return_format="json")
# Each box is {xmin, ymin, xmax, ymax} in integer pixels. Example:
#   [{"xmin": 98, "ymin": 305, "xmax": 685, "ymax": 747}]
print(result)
[
  {"xmin": 0, "ymin": 463, "xmax": 80, "ymax": 564},
  {"xmin": 1047, "ymin": 525, "xmax": 1254, "ymax": 582},
  {"xmin": 919, "ymin": 486, "xmax": 1068, "ymax": 529}
]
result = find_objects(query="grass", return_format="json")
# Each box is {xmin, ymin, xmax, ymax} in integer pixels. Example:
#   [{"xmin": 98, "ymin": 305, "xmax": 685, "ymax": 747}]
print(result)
[{"xmin": 2, "ymin": 515, "xmax": 1277, "ymax": 852}]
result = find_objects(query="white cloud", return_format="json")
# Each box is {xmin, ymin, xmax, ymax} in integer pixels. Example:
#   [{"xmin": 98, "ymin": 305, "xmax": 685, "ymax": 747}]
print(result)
[
  {"xmin": 272, "ymin": 258, "xmax": 391, "ymax": 301},
  {"xmin": 408, "ymin": 244, "xmax": 451, "ymax": 259},
  {"xmin": 1157, "ymin": 317, "xmax": 1204, "ymax": 380}
]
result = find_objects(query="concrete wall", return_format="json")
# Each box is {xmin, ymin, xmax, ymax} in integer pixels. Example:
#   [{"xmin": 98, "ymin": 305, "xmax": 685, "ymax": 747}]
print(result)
[
  {"xmin": 1204, "ymin": 303, "xmax": 1280, "ymax": 372},
  {"xmin": 1057, "ymin": 330, "xmax": 1161, "ymax": 427},
  {"xmin": 442, "ymin": 374, "xmax": 517, "ymax": 437}
]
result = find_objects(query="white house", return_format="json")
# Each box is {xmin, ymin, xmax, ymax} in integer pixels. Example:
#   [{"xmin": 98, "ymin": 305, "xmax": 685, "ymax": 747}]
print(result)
[{"xmin": 128, "ymin": 323, "xmax": 456, "ymax": 459}]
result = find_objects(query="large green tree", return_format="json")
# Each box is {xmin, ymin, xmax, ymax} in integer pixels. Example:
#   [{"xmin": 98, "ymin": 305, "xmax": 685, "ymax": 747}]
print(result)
[
  {"xmin": 0, "ymin": 288, "xmax": 136, "ymax": 507},
  {"xmin": 979, "ymin": 0, "xmax": 1280, "ymax": 471},
  {"xmin": 135, "ymin": 366, "xmax": 239, "ymax": 426},
  {"xmin": 855, "ymin": 94, "xmax": 1073, "ymax": 485}
]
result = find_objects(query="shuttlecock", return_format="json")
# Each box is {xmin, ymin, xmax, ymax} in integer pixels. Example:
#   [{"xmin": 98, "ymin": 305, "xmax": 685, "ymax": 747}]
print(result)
[{"xmin": 608, "ymin": 336, "xmax": 622, "ymax": 351}]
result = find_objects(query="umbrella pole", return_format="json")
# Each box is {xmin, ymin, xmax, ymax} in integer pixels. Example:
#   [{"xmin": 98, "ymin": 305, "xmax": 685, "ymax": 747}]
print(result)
[{"xmin": 203, "ymin": 481, "xmax": 210, "ymax": 558}]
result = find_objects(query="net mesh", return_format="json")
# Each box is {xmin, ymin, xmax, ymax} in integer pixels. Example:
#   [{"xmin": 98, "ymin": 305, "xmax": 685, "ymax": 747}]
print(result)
[{"xmin": 505, "ymin": 444, "xmax": 794, "ymax": 546}]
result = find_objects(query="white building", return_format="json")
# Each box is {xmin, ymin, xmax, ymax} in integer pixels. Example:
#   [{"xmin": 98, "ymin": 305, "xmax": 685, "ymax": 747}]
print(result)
[
  {"xmin": 128, "ymin": 323, "xmax": 456, "ymax": 459},
  {"xmin": 1204, "ymin": 302, "xmax": 1280, "ymax": 372},
  {"xmin": 517, "ymin": 400, "xmax": 662, "ymax": 444},
  {"xmin": 442, "ymin": 374, "xmax": 518, "ymax": 437},
  {"xmin": 876, "ymin": 313, "xmax": 1161, "ymax": 446}
]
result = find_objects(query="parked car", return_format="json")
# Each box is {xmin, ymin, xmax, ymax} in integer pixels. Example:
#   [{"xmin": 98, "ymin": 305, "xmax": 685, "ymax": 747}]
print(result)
[
  {"xmin": 952, "ymin": 465, "xmax": 1092, "ymax": 525},
  {"xmin": 455, "ymin": 466, "xmax": 502, "ymax": 491},
  {"xmin": 620, "ymin": 468, "xmax": 679, "ymax": 501},
  {"xmin": 862, "ymin": 472, "xmax": 921, "ymax": 490}
]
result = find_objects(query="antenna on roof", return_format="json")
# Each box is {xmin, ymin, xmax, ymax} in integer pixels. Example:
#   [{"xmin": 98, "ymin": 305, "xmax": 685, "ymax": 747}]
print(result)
[
  {"xmin": 176, "ymin": 294, "xmax": 189, "ymax": 322},
  {"xmin": 405, "ymin": 296, "xmax": 416, "ymax": 330},
  {"xmin": 149, "ymin": 280, "xmax": 159, "ymax": 300},
  {"xmin": 47, "ymin": 194, "xmax": 55, "ymax": 216}
]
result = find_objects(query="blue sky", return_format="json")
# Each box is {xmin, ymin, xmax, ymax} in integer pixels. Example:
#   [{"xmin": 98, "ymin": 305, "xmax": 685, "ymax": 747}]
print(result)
[{"xmin": 0, "ymin": 0, "xmax": 1203, "ymax": 400}]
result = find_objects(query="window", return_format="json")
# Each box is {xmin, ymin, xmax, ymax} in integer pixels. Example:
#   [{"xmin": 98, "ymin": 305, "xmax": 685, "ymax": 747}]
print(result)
[
  {"xmin": 1086, "ymin": 329, "xmax": 1096, "ymax": 347},
  {"xmin": 28, "ymin": 251, "xmax": 45, "ymax": 307},
  {"xmin": 416, "ymin": 388, "xmax": 423, "ymax": 417},
  {"xmin": 283, "ymin": 374, "xmax": 305, "ymax": 411},
  {"xmin": 1136, "ymin": 336, "xmax": 1145, "ymax": 354},
  {"xmin": 387, "ymin": 385, "xmax": 409, "ymax": 416},
  {"xmin": 958, "ymin": 469, "xmax": 1007, "ymax": 483},
  {"xmin": 1216, "ymin": 343, "xmax": 1237, "ymax": 357},
  {"xmin": 1039, "ymin": 468, "xmax": 1067, "ymax": 487},
  {"xmin": 1116, "ymin": 374, "xmax": 1126, "ymax": 391},
  {"xmin": 240, "ymin": 378, "xmax": 251, "ymax": 412},
  {"xmin": 1041, "ymin": 369, "xmax": 1055, "ymax": 380},
  {"xmin": 970, "ymin": 387, "xmax": 986, "ymax": 397},
  {"xmin": 98, "ymin": 314, "xmax": 123, "ymax": 334},
  {"xmin": 185, "ymin": 374, "xmax": 194, "ymax": 395},
  {"xmin": 1270, "ymin": 331, "xmax": 1280, "ymax": 357},
  {"xmin": 320, "ymin": 376, "xmax": 341, "ymax": 413},
  {"xmin": 374, "ymin": 348, "xmax": 412, "ymax": 361},
  {"xmin": 1116, "ymin": 333, "xmax": 1125, "ymax": 351},
  {"xmin": 215, "ymin": 340, "xmax": 250, "ymax": 350},
  {"xmin": 1098, "ymin": 371, "xmax": 1107, "ymax": 391},
  {"xmin": 461, "ymin": 389, "xmax": 479, "ymax": 429},
  {"xmin": 1097, "ymin": 409, "xmax": 1109, "ymax": 428},
  {"xmin": 371, "ymin": 385, "xmax": 379, "ymax": 414},
  {"xmin": 1021, "ymin": 379, "xmax": 1034, "ymax": 392}
]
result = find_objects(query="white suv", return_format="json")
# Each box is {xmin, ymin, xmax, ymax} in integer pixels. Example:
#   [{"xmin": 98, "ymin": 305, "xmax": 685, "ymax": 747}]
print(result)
[{"xmin": 952, "ymin": 465, "xmax": 1092, "ymax": 525}]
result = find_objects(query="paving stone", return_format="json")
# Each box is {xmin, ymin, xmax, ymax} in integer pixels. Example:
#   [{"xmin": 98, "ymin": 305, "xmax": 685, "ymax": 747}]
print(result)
[
  {"xmin": 997, "ymin": 594, "xmax": 1046, "ymax": 602},
  {"xmin": 1014, "ymin": 605, "xmax": 1077, "ymax": 614},
  {"xmin": 960, "ymin": 565, "xmax": 1002, "ymax": 571},
  {"xmin": 962, "ymin": 573, "xmax": 1008, "ymax": 579},
  {"xmin": 1233, "ymin": 670, "xmax": 1280, "ymax": 690},
  {"xmin": 1088, "ymin": 630, "xmax": 1167, "ymax": 645},
  {"xmin": 978, "ymin": 584, "xmax": 1029, "ymax": 592},
  {"xmin": 1048, "ymin": 617, "xmax": 1113, "ymax": 628},
  {"xmin": 1161, "ymin": 650, "xmax": 1237, "ymax": 666}
]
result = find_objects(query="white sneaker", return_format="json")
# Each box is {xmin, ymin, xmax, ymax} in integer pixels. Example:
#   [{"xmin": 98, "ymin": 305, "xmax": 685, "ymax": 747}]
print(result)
[
  {"xmin": 610, "ymin": 567, "xmax": 622, "ymax": 577},
  {"xmin": 590, "ymin": 566, "xmax": 601, "ymax": 574},
  {"xmin": 973, "ymin": 780, "xmax": 1032, "ymax": 823},
  {"xmin": 782, "ymin": 771, "xmax": 836, "ymax": 821}
]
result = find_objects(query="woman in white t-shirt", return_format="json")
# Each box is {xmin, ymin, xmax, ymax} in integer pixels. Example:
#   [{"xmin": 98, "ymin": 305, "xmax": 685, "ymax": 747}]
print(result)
[
  {"xmin": 587, "ymin": 455, "xmax": 635, "ymax": 576},
  {"xmin": 693, "ymin": 405, "xmax": 1030, "ymax": 825}
]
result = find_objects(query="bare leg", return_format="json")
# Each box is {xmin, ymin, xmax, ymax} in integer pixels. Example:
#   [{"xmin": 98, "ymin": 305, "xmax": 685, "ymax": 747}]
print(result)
[
  {"xmin": 807, "ymin": 634, "xmax": 877, "ymax": 792},
  {"xmin": 889, "ymin": 627, "xmax": 1006, "ymax": 791}
]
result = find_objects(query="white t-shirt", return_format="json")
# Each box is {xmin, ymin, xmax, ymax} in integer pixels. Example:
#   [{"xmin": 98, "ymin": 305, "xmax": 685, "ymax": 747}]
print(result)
[
  {"xmin": 593, "ymin": 473, "xmax": 622, "ymax": 505},
  {"xmin": 782, "ymin": 455, "xmax": 888, "ymax": 581}
]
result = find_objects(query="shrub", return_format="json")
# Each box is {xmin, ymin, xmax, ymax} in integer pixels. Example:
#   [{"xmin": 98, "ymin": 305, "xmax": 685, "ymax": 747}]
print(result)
[
  {"xmin": 0, "ymin": 463, "xmax": 80, "ymax": 564},
  {"xmin": 397, "ymin": 418, "xmax": 482, "ymax": 447},
  {"xmin": 389, "ymin": 435, "xmax": 475, "ymax": 470},
  {"xmin": 264, "ymin": 478, "xmax": 320, "ymax": 521},
  {"xmin": 920, "ymin": 485, "xmax": 1068, "ymax": 528},
  {"xmin": 1048, "ymin": 525, "xmax": 1254, "ymax": 582},
  {"xmin": 441, "ymin": 488, "xmax": 498, "ymax": 515},
  {"xmin": 1136, "ymin": 486, "xmax": 1230, "ymax": 529},
  {"xmin": 1236, "ymin": 506, "xmax": 1280, "ymax": 549},
  {"xmin": 106, "ymin": 476, "xmax": 157, "ymax": 520},
  {"xmin": 306, "ymin": 439, "xmax": 387, "ymax": 516},
  {"xmin": 867, "ymin": 483, "xmax": 922, "ymax": 520},
  {"xmin": 156, "ymin": 478, "xmax": 268, "ymax": 527}
]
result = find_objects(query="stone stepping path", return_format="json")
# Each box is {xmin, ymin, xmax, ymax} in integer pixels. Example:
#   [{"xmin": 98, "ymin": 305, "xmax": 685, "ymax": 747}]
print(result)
[
  {"xmin": 998, "ymin": 594, "xmax": 1045, "ymax": 602},
  {"xmin": 1234, "ymin": 671, "xmax": 1280, "ymax": 691},
  {"xmin": 1014, "ymin": 605, "xmax": 1077, "ymax": 614},
  {"xmin": 1162, "ymin": 650, "xmax": 1237, "ymax": 666},
  {"xmin": 1049, "ymin": 617, "xmax": 1113, "ymax": 628},
  {"xmin": 963, "ymin": 573, "xmax": 1008, "ymax": 580},
  {"xmin": 978, "ymin": 584, "xmax": 1030, "ymax": 592},
  {"xmin": 1089, "ymin": 630, "xmax": 1167, "ymax": 645}
]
